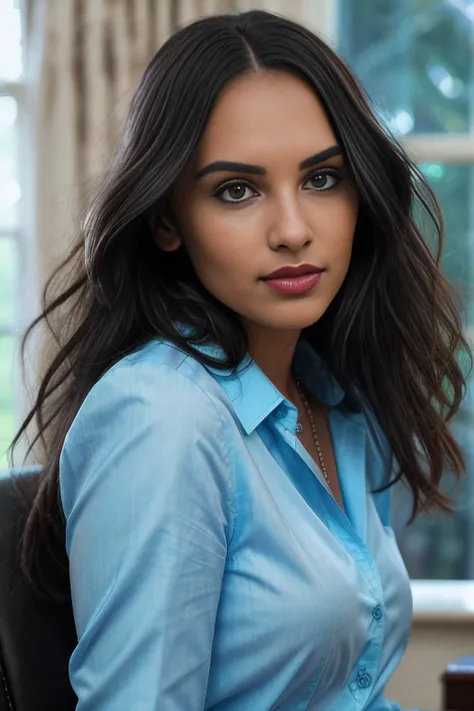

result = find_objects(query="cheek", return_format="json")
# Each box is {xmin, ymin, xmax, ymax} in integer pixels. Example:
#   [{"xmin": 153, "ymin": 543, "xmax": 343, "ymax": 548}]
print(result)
[
  {"xmin": 326, "ymin": 202, "xmax": 358, "ymax": 268},
  {"xmin": 332, "ymin": 231, "xmax": 355, "ymax": 268},
  {"xmin": 182, "ymin": 216, "xmax": 252, "ymax": 293}
]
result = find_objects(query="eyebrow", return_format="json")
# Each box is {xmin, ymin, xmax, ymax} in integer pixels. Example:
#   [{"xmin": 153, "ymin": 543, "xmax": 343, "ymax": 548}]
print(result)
[{"xmin": 195, "ymin": 144, "xmax": 343, "ymax": 179}]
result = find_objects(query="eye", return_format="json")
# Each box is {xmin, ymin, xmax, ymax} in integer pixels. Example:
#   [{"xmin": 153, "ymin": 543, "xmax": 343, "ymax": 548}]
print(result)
[
  {"xmin": 303, "ymin": 170, "xmax": 340, "ymax": 192},
  {"xmin": 213, "ymin": 180, "xmax": 258, "ymax": 204}
]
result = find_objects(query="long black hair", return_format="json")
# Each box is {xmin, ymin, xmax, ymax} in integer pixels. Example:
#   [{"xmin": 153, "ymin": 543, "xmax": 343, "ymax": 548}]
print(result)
[{"xmin": 10, "ymin": 10, "xmax": 470, "ymax": 597}]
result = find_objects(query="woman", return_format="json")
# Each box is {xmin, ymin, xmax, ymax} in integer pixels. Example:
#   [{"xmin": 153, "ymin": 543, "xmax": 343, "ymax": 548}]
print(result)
[{"xmin": 12, "ymin": 10, "xmax": 470, "ymax": 711}]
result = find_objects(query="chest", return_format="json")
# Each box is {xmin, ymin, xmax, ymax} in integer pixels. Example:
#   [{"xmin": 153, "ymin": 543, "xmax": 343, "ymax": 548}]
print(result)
[{"xmin": 208, "ymin": 426, "xmax": 413, "ymax": 706}]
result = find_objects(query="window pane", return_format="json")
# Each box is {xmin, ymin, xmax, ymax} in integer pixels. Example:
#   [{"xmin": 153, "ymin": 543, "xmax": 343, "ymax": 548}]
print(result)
[
  {"xmin": 0, "ymin": 335, "xmax": 15, "ymax": 470},
  {"xmin": 420, "ymin": 163, "xmax": 473, "ymax": 290},
  {"xmin": 0, "ymin": 0, "xmax": 22, "ymax": 81},
  {"xmin": 0, "ymin": 95, "xmax": 20, "ymax": 228},
  {"xmin": 0, "ymin": 237, "xmax": 17, "ymax": 327},
  {"xmin": 338, "ymin": 0, "xmax": 474, "ymax": 135},
  {"xmin": 393, "ymin": 163, "xmax": 474, "ymax": 579}
]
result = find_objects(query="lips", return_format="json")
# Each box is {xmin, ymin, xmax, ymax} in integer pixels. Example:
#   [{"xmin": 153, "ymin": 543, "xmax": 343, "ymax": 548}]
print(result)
[{"xmin": 262, "ymin": 264, "xmax": 324, "ymax": 280}]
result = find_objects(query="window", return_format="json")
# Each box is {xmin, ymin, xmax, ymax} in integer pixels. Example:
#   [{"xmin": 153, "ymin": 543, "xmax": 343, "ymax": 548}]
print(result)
[
  {"xmin": 335, "ymin": 0, "xmax": 474, "ymax": 581},
  {"xmin": 0, "ymin": 0, "xmax": 22, "ymax": 469}
]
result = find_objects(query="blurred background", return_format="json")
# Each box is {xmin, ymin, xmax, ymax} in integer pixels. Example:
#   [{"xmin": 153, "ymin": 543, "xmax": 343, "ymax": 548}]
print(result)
[{"xmin": 1, "ymin": 1, "xmax": 474, "ymax": 708}]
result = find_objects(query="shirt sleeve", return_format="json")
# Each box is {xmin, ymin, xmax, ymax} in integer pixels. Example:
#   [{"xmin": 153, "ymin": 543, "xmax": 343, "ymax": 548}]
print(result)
[{"xmin": 59, "ymin": 359, "xmax": 235, "ymax": 711}]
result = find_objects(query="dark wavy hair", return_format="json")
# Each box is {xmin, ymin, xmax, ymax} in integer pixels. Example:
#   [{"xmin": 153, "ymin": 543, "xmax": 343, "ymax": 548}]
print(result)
[{"xmin": 10, "ymin": 10, "xmax": 471, "ymax": 597}]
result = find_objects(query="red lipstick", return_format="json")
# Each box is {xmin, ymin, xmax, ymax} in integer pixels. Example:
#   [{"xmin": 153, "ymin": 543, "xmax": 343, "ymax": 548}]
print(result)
[{"xmin": 261, "ymin": 264, "xmax": 324, "ymax": 295}]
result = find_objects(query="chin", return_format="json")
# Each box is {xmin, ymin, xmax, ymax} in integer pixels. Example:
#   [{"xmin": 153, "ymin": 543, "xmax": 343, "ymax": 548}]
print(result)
[{"xmin": 254, "ymin": 302, "xmax": 330, "ymax": 332}]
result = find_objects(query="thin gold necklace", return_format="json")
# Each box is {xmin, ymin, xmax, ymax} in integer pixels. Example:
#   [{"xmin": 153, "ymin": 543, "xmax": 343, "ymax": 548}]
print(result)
[{"xmin": 295, "ymin": 380, "xmax": 331, "ymax": 490}]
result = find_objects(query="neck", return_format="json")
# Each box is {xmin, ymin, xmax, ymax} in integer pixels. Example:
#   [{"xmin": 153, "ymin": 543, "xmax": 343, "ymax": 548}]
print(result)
[{"xmin": 245, "ymin": 324, "xmax": 301, "ymax": 403}]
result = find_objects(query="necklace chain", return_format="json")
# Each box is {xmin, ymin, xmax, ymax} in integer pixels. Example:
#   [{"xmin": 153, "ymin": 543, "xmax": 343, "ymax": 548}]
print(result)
[{"xmin": 295, "ymin": 380, "xmax": 331, "ymax": 489}]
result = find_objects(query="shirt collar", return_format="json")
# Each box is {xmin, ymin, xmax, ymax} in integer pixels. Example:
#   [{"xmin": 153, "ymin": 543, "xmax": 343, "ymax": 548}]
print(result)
[{"xmin": 191, "ymin": 336, "xmax": 345, "ymax": 435}]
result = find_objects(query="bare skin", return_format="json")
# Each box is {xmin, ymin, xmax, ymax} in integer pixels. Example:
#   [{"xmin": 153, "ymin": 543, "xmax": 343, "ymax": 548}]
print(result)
[{"xmin": 156, "ymin": 71, "xmax": 359, "ymax": 508}]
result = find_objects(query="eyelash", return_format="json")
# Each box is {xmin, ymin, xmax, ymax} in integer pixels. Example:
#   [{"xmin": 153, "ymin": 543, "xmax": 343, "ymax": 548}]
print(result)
[{"xmin": 212, "ymin": 169, "xmax": 343, "ymax": 205}]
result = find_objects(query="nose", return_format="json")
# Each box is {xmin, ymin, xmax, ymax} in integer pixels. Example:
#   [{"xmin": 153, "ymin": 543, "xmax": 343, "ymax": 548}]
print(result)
[{"xmin": 267, "ymin": 194, "xmax": 313, "ymax": 252}]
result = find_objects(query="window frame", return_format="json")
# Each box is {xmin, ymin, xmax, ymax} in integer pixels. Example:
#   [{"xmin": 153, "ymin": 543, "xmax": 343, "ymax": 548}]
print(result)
[
  {"xmin": 0, "ymin": 2, "xmax": 38, "ymax": 460},
  {"xmin": 304, "ymin": 0, "xmax": 474, "ymax": 617},
  {"xmin": 0, "ymin": 80, "xmax": 23, "ymax": 291}
]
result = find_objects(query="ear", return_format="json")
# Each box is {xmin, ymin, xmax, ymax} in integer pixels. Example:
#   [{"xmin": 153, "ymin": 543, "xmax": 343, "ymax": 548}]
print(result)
[{"xmin": 152, "ymin": 211, "xmax": 182, "ymax": 253}]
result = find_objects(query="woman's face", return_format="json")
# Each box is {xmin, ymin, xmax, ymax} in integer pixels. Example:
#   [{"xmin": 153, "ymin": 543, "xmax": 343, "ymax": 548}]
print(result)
[{"xmin": 158, "ymin": 71, "xmax": 359, "ymax": 336}]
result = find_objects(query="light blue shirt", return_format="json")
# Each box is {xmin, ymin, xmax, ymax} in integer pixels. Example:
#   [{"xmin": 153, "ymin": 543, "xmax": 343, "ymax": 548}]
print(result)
[{"xmin": 60, "ymin": 337, "xmax": 413, "ymax": 710}]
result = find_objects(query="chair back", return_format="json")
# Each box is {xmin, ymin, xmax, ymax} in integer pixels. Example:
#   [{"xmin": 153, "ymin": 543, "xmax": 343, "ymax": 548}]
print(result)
[
  {"xmin": 0, "ymin": 468, "xmax": 77, "ymax": 711},
  {"xmin": 443, "ymin": 655, "xmax": 474, "ymax": 710}
]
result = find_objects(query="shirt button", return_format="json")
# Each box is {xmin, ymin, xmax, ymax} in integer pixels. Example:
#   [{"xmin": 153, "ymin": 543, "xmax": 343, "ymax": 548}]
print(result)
[
  {"xmin": 372, "ymin": 604, "xmax": 383, "ymax": 621},
  {"xmin": 274, "ymin": 404, "xmax": 287, "ymax": 419},
  {"xmin": 357, "ymin": 667, "xmax": 372, "ymax": 689}
]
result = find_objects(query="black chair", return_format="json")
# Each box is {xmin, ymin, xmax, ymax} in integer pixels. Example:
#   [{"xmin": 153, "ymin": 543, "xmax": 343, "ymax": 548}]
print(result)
[{"xmin": 0, "ymin": 468, "xmax": 77, "ymax": 711}]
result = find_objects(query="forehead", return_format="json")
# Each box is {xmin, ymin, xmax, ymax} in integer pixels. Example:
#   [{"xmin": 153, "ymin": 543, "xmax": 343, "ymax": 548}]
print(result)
[{"xmin": 195, "ymin": 71, "xmax": 337, "ymax": 164}]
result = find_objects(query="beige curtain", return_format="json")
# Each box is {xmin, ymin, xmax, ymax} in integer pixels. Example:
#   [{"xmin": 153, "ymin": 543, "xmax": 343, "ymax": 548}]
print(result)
[
  {"xmin": 24, "ymin": 0, "xmax": 233, "ymax": 289},
  {"xmin": 23, "ymin": 0, "xmax": 303, "ymax": 291}
]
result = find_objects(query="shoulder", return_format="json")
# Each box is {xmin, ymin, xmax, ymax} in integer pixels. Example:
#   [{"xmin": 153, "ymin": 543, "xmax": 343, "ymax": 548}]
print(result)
[
  {"xmin": 60, "ymin": 339, "xmax": 237, "ymax": 525},
  {"xmin": 80, "ymin": 339, "xmax": 225, "ymax": 416},
  {"xmin": 63, "ymin": 339, "xmax": 234, "ymax": 455},
  {"xmin": 361, "ymin": 405, "xmax": 392, "ymax": 468},
  {"xmin": 60, "ymin": 340, "xmax": 237, "ymax": 556},
  {"xmin": 359, "ymin": 403, "xmax": 396, "ymax": 526}
]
